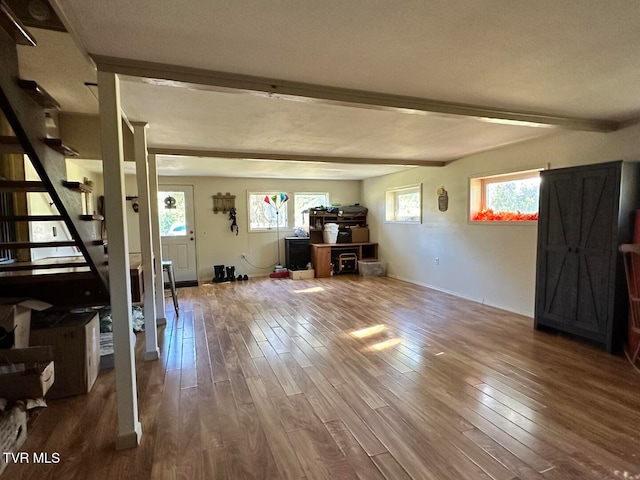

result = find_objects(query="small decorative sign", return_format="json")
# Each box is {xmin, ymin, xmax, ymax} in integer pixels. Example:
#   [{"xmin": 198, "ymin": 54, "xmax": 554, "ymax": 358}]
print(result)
[{"xmin": 437, "ymin": 187, "xmax": 448, "ymax": 212}]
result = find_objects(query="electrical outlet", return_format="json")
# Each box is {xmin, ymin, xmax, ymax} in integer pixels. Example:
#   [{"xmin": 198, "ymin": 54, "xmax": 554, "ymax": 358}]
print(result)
[{"xmin": 435, "ymin": 257, "xmax": 440, "ymax": 265}]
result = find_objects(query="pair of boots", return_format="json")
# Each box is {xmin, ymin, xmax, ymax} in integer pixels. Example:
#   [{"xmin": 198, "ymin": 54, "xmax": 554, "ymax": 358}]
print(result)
[
  {"xmin": 213, "ymin": 265, "xmax": 228, "ymax": 283},
  {"xmin": 213, "ymin": 264, "xmax": 232, "ymax": 282},
  {"xmin": 213, "ymin": 265, "xmax": 248, "ymax": 282}
]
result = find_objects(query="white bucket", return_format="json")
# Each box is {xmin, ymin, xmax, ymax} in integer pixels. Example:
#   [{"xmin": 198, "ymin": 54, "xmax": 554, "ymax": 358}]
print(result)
[{"xmin": 323, "ymin": 223, "xmax": 339, "ymax": 243}]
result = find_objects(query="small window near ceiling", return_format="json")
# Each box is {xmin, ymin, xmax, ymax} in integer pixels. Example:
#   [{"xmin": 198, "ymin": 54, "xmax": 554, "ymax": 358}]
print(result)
[
  {"xmin": 248, "ymin": 192, "xmax": 289, "ymax": 231},
  {"xmin": 385, "ymin": 184, "xmax": 422, "ymax": 223},
  {"xmin": 469, "ymin": 168, "xmax": 543, "ymax": 222},
  {"xmin": 294, "ymin": 192, "xmax": 329, "ymax": 229}
]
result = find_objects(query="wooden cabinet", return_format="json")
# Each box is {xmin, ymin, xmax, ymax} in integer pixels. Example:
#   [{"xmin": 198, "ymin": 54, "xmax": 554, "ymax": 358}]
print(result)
[
  {"xmin": 311, "ymin": 243, "xmax": 378, "ymax": 278},
  {"xmin": 307, "ymin": 211, "xmax": 367, "ymax": 244},
  {"xmin": 311, "ymin": 244, "xmax": 333, "ymax": 278},
  {"xmin": 535, "ymin": 161, "xmax": 640, "ymax": 352}
]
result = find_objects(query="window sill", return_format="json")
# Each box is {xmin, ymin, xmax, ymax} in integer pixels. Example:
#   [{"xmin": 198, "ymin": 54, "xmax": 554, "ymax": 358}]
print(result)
[
  {"xmin": 384, "ymin": 220, "xmax": 422, "ymax": 225},
  {"xmin": 468, "ymin": 220, "xmax": 537, "ymax": 226}
]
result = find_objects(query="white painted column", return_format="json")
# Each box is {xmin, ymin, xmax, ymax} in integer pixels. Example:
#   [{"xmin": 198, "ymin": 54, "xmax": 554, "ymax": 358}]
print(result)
[
  {"xmin": 148, "ymin": 153, "xmax": 166, "ymax": 324},
  {"xmin": 133, "ymin": 122, "xmax": 159, "ymax": 361},
  {"xmin": 98, "ymin": 70, "xmax": 142, "ymax": 450}
]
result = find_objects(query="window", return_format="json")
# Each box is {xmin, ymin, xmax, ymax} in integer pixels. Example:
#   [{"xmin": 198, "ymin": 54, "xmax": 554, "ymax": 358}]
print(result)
[
  {"xmin": 385, "ymin": 184, "xmax": 422, "ymax": 223},
  {"xmin": 158, "ymin": 190, "xmax": 187, "ymax": 236},
  {"xmin": 469, "ymin": 168, "xmax": 542, "ymax": 222},
  {"xmin": 294, "ymin": 192, "xmax": 329, "ymax": 229},
  {"xmin": 248, "ymin": 192, "xmax": 289, "ymax": 231}
]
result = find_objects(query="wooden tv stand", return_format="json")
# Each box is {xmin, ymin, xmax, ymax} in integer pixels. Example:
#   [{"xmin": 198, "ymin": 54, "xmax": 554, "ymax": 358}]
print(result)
[{"xmin": 310, "ymin": 242, "xmax": 378, "ymax": 278}]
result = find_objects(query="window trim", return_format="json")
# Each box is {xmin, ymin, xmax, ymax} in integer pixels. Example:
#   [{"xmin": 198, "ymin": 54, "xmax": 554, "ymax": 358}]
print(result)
[
  {"xmin": 385, "ymin": 183, "xmax": 422, "ymax": 224},
  {"xmin": 293, "ymin": 192, "xmax": 330, "ymax": 229},
  {"xmin": 468, "ymin": 165, "xmax": 547, "ymax": 225},
  {"xmin": 247, "ymin": 191, "xmax": 290, "ymax": 232}
]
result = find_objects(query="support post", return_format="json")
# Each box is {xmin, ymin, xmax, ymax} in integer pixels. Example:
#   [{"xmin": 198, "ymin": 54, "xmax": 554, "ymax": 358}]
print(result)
[
  {"xmin": 133, "ymin": 122, "xmax": 159, "ymax": 361},
  {"xmin": 148, "ymin": 153, "xmax": 166, "ymax": 324},
  {"xmin": 98, "ymin": 70, "xmax": 142, "ymax": 450}
]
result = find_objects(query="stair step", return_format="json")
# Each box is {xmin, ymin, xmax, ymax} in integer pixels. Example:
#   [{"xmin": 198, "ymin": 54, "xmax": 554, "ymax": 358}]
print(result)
[
  {"xmin": 0, "ymin": 180, "xmax": 47, "ymax": 192},
  {"xmin": 0, "ymin": 240, "xmax": 77, "ymax": 249},
  {"xmin": 0, "ymin": 1, "xmax": 36, "ymax": 46},
  {"xmin": 63, "ymin": 180, "xmax": 92, "ymax": 192},
  {"xmin": 44, "ymin": 139, "xmax": 78, "ymax": 157},
  {"xmin": 17, "ymin": 79, "xmax": 61, "ymax": 110},
  {"xmin": 80, "ymin": 214, "xmax": 104, "ymax": 221},
  {"xmin": 0, "ymin": 259, "xmax": 89, "ymax": 272},
  {"xmin": 0, "ymin": 135, "xmax": 23, "ymax": 154},
  {"xmin": 0, "ymin": 215, "xmax": 64, "ymax": 221}
]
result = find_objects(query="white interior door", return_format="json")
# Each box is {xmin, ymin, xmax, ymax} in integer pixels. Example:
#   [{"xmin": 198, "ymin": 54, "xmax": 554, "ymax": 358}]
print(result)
[{"xmin": 159, "ymin": 185, "xmax": 197, "ymax": 284}]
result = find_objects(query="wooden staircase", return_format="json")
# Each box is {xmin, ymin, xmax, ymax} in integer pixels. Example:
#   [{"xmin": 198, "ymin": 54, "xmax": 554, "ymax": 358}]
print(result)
[{"xmin": 0, "ymin": 2, "xmax": 109, "ymax": 307}]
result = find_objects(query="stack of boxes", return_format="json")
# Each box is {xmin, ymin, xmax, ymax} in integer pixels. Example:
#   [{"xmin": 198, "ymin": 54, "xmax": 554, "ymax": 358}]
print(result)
[{"xmin": 0, "ymin": 301, "xmax": 101, "ymax": 475}]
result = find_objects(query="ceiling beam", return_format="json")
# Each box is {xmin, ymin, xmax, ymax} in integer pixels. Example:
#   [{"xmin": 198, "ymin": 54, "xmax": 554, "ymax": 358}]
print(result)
[
  {"xmin": 92, "ymin": 54, "xmax": 619, "ymax": 133},
  {"xmin": 147, "ymin": 148, "xmax": 445, "ymax": 167}
]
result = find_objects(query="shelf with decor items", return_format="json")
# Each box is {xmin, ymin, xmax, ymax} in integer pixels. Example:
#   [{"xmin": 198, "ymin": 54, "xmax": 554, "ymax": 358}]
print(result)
[{"xmin": 307, "ymin": 207, "xmax": 369, "ymax": 244}]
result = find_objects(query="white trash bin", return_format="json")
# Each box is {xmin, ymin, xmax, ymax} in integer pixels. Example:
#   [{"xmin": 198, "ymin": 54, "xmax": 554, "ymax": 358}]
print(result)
[{"xmin": 323, "ymin": 223, "xmax": 339, "ymax": 243}]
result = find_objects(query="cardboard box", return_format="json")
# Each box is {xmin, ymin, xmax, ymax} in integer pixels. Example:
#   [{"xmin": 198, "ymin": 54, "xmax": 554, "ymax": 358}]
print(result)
[
  {"xmin": 0, "ymin": 406, "xmax": 28, "ymax": 475},
  {"xmin": 29, "ymin": 312, "xmax": 99, "ymax": 399},
  {"xmin": 0, "ymin": 299, "xmax": 53, "ymax": 348},
  {"xmin": 350, "ymin": 226, "xmax": 369, "ymax": 243},
  {"xmin": 0, "ymin": 346, "xmax": 55, "ymax": 401},
  {"xmin": 289, "ymin": 269, "xmax": 315, "ymax": 280}
]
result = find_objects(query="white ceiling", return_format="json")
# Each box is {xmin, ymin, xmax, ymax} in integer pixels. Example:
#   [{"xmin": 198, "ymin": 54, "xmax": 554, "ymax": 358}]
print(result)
[{"xmin": 15, "ymin": 1, "xmax": 640, "ymax": 179}]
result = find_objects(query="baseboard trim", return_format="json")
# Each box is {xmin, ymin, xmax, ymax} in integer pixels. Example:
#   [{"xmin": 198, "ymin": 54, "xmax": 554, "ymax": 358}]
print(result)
[
  {"xmin": 386, "ymin": 273, "xmax": 533, "ymax": 318},
  {"xmin": 167, "ymin": 280, "xmax": 198, "ymax": 288}
]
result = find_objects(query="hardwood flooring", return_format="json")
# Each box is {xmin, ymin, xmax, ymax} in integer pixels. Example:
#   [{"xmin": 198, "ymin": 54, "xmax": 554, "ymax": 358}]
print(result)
[{"xmin": 6, "ymin": 276, "xmax": 640, "ymax": 479}]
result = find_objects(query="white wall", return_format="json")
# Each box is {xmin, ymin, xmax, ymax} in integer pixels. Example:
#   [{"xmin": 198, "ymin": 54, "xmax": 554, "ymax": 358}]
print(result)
[
  {"xmin": 363, "ymin": 122, "xmax": 640, "ymax": 317},
  {"xmin": 126, "ymin": 175, "xmax": 361, "ymax": 282}
]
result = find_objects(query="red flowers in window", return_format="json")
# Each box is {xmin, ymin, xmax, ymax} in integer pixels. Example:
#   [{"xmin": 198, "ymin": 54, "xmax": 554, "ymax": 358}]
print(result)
[{"xmin": 472, "ymin": 209, "xmax": 538, "ymax": 221}]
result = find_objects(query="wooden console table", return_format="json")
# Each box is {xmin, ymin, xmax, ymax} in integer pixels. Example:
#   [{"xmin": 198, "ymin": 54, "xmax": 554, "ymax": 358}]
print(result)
[{"xmin": 310, "ymin": 242, "xmax": 378, "ymax": 278}]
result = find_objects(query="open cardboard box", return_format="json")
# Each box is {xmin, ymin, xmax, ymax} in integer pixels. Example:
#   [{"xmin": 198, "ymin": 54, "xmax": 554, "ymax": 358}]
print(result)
[
  {"xmin": 30, "ymin": 312, "xmax": 99, "ymax": 399},
  {"xmin": 0, "ymin": 346, "xmax": 55, "ymax": 401},
  {"xmin": 0, "ymin": 299, "xmax": 53, "ymax": 348}
]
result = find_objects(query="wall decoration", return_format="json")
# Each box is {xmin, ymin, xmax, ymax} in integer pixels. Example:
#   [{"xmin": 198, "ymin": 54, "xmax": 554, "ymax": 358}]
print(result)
[
  {"xmin": 263, "ymin": 193, "xmax": 289, "ymax": 266},
  {"xmin": 229, "ymin": 207, "xmax": 239, "ymax": 235},
  {"xmin": 437, "ymin": 186, "xmax": 448, "ymax": 212},
  {"xmin": 213, "ymin": 192, "xmax": 235, "ymax": 213}
]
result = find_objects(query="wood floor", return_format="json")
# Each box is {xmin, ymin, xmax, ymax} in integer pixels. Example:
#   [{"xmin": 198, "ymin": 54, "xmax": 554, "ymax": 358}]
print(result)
[{"xmin": 7, "ymin": 276, "xmax": 640, "ymax": 480}]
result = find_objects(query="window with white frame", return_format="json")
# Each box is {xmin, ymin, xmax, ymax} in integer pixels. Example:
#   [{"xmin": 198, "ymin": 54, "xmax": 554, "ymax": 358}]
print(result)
[
  {"xmin": 294, "ymin": 192, "xmax": 329, "ymax": 229},
  {"xmin": 469, "ymin": 168, "xmax": 542, "ymax": 222},
  {"xmin": 248, "ymin": 192, "xmax": 289, "ymax": 231},
  {"xmin": 385, "ymin": 184, "xmax": 422, "ymax": 223}
]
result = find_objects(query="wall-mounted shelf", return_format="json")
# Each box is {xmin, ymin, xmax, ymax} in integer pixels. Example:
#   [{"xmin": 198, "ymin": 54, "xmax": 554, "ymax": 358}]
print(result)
[
  {"xmin": 45, "ymin": 138, "xmax": 78, "ymax": 157},
  {"xmin": 80, "ymin": 214, "xmax": 104, "ymax": 221},
  {"xmin": 0, "ymin": 1, "xmax": 37, "ymax": 46},
  {"xmin": 63, "ymin": 181, "xmax": 92, "ymax": 193},
  {"xmin": 213, "ymin": 192, "xmax": 235, "ymax": 213},
  {"xmin": 18, "ymin": 79, "xmax": 61, "ymax": 110}
]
